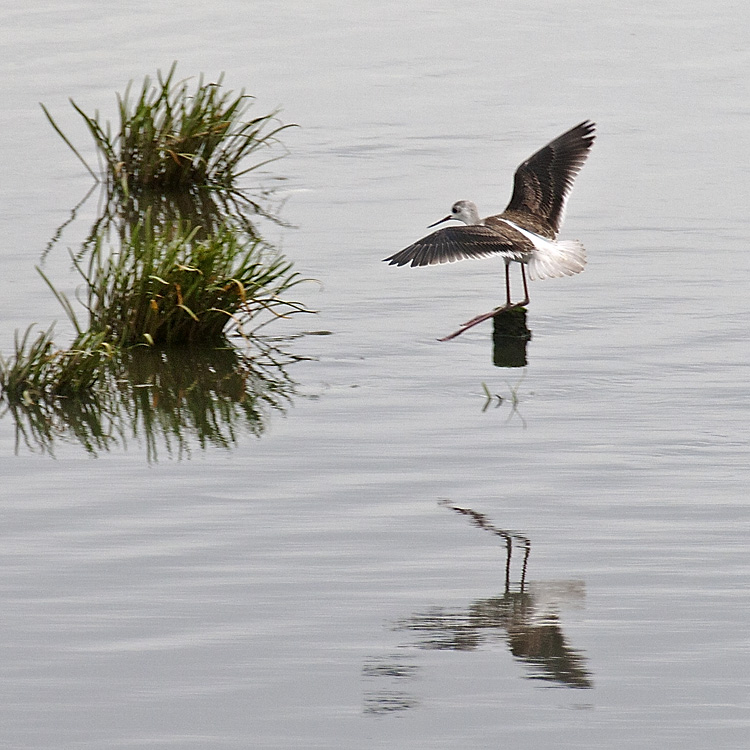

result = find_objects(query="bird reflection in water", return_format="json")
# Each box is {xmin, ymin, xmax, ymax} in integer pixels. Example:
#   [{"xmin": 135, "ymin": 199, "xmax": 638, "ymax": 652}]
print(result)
[{"xmin": 398, "ymin": 501, "xmax": 592, "ymax": 690}]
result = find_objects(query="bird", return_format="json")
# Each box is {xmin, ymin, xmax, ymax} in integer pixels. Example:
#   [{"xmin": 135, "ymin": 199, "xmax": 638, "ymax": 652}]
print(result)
[{"xmin": 384, "ymin": 120, "xmax": 596, "ymax": 339}]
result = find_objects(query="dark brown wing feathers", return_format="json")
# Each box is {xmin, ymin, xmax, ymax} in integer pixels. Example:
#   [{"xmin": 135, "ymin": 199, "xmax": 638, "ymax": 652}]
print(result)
[
  {"xmin": 503, "ymin": 120, "xmax": 595, "ymax": 236},
  {"xmin": 384, "ymin": 224, "xmax": 531, "ymax": 268}
]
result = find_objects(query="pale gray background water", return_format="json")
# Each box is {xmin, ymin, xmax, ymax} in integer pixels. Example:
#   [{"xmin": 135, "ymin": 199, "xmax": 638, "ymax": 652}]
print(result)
[{"xmin": 1, "ymin": 1, "xmax": 749, "ymax": 748}]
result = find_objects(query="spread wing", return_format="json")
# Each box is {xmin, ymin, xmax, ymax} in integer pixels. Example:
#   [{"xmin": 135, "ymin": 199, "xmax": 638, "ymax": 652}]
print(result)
[
  {"xmin": 504, "ymin": 120, "xmax": 595, "ymax": 235},
  {"xmin": 384, "ymin": 224, "xmax": 531, "ymax": 268}
]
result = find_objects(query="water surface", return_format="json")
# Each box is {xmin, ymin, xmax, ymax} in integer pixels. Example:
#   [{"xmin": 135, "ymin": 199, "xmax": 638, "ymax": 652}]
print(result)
[{"xmin": 1, "ymin": 1, "xmax": 748, "ymax": 748}]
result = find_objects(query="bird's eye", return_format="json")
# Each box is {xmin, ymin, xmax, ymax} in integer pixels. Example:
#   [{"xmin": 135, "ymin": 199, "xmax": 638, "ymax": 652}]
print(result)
[{"xmin": 452, "ymin": 206, "xmax": 458, "ymax": 213}]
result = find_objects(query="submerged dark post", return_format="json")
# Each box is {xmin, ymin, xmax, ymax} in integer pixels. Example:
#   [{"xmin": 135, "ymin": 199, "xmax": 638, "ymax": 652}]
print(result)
[{"xmin": 492, "ymin": 307, "xmax": 531, "ymax": 368}]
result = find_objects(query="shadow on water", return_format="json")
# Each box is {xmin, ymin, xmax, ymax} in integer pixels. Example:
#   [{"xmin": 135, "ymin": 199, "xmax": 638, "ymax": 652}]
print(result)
[
  {"xmin": 2, "ymin": 339, "xmax": 304, "ymax": 460},
  {"xmin": 363, "ymin": 501, "xmax": 591, "ymax": 715}
]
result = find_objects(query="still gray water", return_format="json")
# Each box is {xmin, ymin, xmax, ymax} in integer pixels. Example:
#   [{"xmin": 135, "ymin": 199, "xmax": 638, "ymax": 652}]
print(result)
[{"xmin": 1, "ymin": 1, "xmax": 748, "ymax": 748}]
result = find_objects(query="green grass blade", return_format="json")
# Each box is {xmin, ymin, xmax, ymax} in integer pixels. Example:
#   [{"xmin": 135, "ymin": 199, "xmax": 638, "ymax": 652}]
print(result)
[{"xmin": 40, "ymin": 103, "xmax": 99, "ymax": 181}]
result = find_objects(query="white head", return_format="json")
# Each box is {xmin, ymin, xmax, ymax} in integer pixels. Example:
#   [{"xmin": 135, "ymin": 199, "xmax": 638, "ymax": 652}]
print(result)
[{"xmin": 428, "ymin": 200, "xmax": 482, "ymax": 228}]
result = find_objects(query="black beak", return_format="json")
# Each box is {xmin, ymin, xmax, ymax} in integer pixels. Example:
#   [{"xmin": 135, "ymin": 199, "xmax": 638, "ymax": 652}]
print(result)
[{"xmin": 427, "ymin": 215, "xmax": 453, "ymax": 228}]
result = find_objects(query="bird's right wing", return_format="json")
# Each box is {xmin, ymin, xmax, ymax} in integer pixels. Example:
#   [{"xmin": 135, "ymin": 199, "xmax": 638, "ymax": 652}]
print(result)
[{"xmin": 504, "ymin": 120, "xmax": 596, "ymax": 235}]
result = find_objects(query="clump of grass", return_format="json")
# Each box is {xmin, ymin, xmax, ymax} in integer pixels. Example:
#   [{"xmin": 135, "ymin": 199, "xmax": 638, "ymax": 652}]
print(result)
[
  {"xmin": 41, "ymin": 62, "xmax": 293, "ymax": 196},
  {"xmin": 2, "ymin": 66, "xmax": 310, "ymax": 435},
  {"xmin": 0, "ymin": 325, "xmax": 111, "ymax": 404},
  {"xmin": 75, "ymin": 219, "xmax": 307, "ymax": 346}
]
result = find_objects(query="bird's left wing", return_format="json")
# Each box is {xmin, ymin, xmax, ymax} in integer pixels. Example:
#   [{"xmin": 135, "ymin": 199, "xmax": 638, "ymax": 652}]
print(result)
[{"xmin": 384, "ymin": 224, "xmax": 530, "ymax": 268}]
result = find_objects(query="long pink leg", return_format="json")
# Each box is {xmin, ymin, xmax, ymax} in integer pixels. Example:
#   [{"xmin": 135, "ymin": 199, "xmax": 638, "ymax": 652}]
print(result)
[
  {"xmin": 458, "ymin": 303, "xmax": 512, "ymax": 330},
  {"xmin": 440, "ymin": 262, "xmax": 529, "ymax": 342},
  {"xmin": 517, "ymin": 264, "xmax": 529, "ymax": 307},
  {"xmin": 505, "ymin": 259, "xmax": 512, "ymax": 306},
  {"xmin": 460, "ymin": 260, "xmax": 513, "ymax": 327},
  {"xmin": 438, "ymin": 307, "xmax": 512, "ymax": 340}
]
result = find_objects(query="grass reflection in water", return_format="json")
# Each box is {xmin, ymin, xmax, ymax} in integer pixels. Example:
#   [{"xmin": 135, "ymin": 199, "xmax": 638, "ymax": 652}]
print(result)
[{"xmin": 2, "ymin": 339, "xmax": 303, "ymax": 460}]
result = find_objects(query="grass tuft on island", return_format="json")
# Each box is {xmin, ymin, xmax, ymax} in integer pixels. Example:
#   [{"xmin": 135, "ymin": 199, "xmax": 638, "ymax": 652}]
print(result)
[
  {"xmin": 78, "ymin": 220, "xmax": 307, "ymax": 347},
  {"xmin": 41, "ymin": 62, "xmax": 294, "ymax": 197},
  {"xmin": 1, "ymin": 67, "xmax": 310, "ymax": 412}
]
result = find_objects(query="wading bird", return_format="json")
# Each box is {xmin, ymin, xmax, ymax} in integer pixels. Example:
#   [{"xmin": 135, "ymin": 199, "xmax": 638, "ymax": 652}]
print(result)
[{"xmin": 384, "ymin": 121, "xmax": 596, "ymax": 340}]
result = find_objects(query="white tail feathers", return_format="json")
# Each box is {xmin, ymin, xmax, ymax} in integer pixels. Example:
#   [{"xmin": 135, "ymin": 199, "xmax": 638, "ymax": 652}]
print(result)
[
  {"xmin": 496, "ymin": 218, "xmax": 587, "ymax": 281},
  {"xmin": 526, "ymin": 238, "xmax": 587, "ymax": 281}
]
